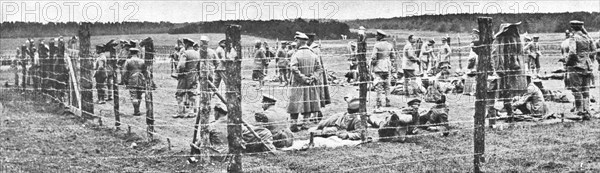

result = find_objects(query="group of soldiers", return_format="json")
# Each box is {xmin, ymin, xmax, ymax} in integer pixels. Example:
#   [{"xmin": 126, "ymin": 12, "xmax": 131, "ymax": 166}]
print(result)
[{"xmin": 11, "ymin": 37, "xmax": 71, "ymax": 104}]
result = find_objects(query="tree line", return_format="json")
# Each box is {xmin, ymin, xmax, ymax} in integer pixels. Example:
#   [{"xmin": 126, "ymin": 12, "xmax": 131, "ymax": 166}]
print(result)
[
  {"xmin": 167, "ymin": 19, "xmax": 352, "ymax": 40},
  {"xmin": 1, "ymin": 21, "xmax": 176, "ymax": 38},
  {"xmin": 345, "ymin": 12, "xmax": 600, "ymax": 33}
]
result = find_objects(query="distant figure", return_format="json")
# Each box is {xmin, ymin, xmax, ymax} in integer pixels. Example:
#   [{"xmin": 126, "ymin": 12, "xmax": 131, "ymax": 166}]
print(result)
[
  {"xmin": 213, "ymin": 40, "xmax": 227, "ymax": 89},
  {"xmin": 439, "ymin": 37, "xmax": 452, "ymax": 66},
  {"xmin": 252, "ymin": 40, "xmax": 268, "ymax": 90},
  {"xmin": 402, "ymin": 35, "xmax": 419, "ymax": 96},
  {"xmin": 345, "ymin": 41, "xmax": 359, "ymax": 83},
  {"xmin": 524, "ymin": 36, "xmax": 543, "ymax": 74},
  {"xmin": 94, "ymin": 44, "xmax": 109, "ymax": 104},
  {"xmin": 341, "ymin": 34, "xmax": 347, "ymax": 40},
  {"xmin": 276, "ymin": 41, "xmax": 290, "ymax": 86},
  {"xmin": 122, "ymin": 48, "xmax": 149, "ymax": 116}
]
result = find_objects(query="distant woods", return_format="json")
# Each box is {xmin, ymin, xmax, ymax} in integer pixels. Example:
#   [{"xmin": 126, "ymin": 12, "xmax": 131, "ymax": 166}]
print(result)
[
  {"xmin": 167, "ymin": 19, "xmax": 352, "ymax": 40},
  {"xmin": 2, "ymin": 12, "xmax": 599, "ymax": 39},
  {"xmin": 1, "ymin": 21, "xmax": 176, "ymax": 38},
  {"xmin": 346, "ymin": 12, "xmax": 600, "ymax": 33}
]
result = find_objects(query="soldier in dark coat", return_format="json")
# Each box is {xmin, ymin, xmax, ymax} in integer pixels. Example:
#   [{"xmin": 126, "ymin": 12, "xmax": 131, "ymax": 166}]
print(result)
[
  {"xmin": 287, "ymin": 32, "xmax": 322, "ymax": 132},
  {"xmin": 122, "ymin": 48, "xmax": 149, "ymax": 116},
  {"xmin": 486, "ymin": 22, "xmax": 528, "ymax": 121},
  {"xmin": 565, "ymin": 20, "xmax": 596, "ymax": 120}
]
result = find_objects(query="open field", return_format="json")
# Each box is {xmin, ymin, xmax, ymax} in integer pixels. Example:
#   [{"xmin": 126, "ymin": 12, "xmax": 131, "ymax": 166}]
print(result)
[{"xmin": 1, "ymin": 30, "xmax": 600, "ymax": 172}]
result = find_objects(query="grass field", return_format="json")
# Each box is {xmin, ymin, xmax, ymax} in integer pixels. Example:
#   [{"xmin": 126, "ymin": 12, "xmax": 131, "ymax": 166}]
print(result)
[{"xmin": 1, "ymin": 30, "xmax": 600, "ymax": 172}]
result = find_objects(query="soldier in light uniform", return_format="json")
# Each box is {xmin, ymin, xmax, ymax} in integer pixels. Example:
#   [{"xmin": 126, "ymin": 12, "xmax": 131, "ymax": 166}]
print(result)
[
  {"xmin": 565, "ymin": 20, "xmax": 596, "ymax": 120},
  {"xmin": 403, "ymin": 35, "xmax": 419, "ymax": 96},
  {"xmin": 511, "ymin": 76, "xmax": 548, "ymax": 117},
  {"xmin": 439, "ymin": 37, "xmax": 452, "ymax": 67},
  {"xmin": 94, "ymin": 44, "xmax": 109, "ymax": 104},
  {"xmin": 524, "ymin": 36, "xmax": 543, "ymax": 74},
  {"xmin": 276, "ymin": 41, "xmax": 290, "ymax": 86},
  {"xmin": 213, "ymin": 40, "xmax": 227, "ymax": 89},
  {"xmin": 420, "ymin": 40, "xmax": 436, "ymax": 75},
  {"xmin": 371, "ymin": 30, "xmax": 395, "ymax": 108},
  {"xmin": 123, "ymin": 48, "xmax": 150, "ymax": 116},
  {"xmin": 253, "ymin": 40, "xmax": 269, "ymax": 90},
  {"xmin": 316, "ymin": 96, "xmax": 379, "ymax": 140},
  {"xmin": 173, "ymin": 38, "xmax": 200, "ymax": 118},
  {"xmin": 254, "ymin": 94, "xmax": 294, "ymax": 148},
  {"xmin": 287, "ymin": 32, "xmax": 322, "ymax": 132}
]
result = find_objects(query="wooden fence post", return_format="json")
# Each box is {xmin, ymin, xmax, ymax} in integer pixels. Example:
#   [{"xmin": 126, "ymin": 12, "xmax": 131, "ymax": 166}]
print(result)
[
  {"xmin": 474, "ymin": 17, "xmax": 492, "ymax": 173},
  {"xmin": 457, "ymin": 35, "xmax": 463, "ymax": 70},
  {"xmin": 21, "ymin": 45, "xmax": 27, "ymax": 90},
  {"xmin": 225, "ymin": 24, "xmax": 243, "ymax": 173},
  {"xmin": 78, "ymin": 23, "xmax": 94, "ymax": 118},
  {"xmin": 357, "ymin": 30, "xmax": 368, "ymax": 141},
  {"xmin": 143, "ymin": 39, "xmax": 155, "ymax": 139},
  {"xmin": 109, "ymin": 42, "xmax": 121, "ymax": 129}
]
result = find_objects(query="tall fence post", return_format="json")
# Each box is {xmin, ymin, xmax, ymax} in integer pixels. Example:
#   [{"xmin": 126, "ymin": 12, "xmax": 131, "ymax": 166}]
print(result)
[
  {"xmin": 357, "ymin": 30, "xmax": 368, "ymax": 141},
  {"xmin": 21, "ymin": 45, "xmax": 27, "ymax": 90},
  {"xmin": 191, "ymin": 39, "xmax": 212, "ymax": 162},
  {"xmin": 474, "ymin": 17, "xmax": 492, "ymax": 173},
  {"xmin": 107, "ymin": 41, "xmax": 121, "ymax": 129},
  {"xmin": 457, "ymin": 35, "xmax": 463, "ymax": 70},
  {"xmin": 144, "ymin": 39, "xmax": 155, "ymax": 139},
  {"xmin": 225, "ymin": 24, "xmax": 243, "ymax": 173},
  {"xmin": 78, "ymin": 23, "xmax": 94, "ymax": 118}
]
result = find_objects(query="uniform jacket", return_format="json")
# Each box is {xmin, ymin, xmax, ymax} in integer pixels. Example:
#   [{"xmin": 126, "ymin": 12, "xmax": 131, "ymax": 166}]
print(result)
[
  {"xmin": 214, "ymin": 46, "xmax": 226, "ymax": 71},
  {"xmin": 513, "ymin": 82, "xmax": 546, "ymax": 111},
  {"xmin": 371, "ymin": 40, "xmax": 395, "ymax": 72},
  {"xmin": 403, "ymin": 41, "xmax": 419, "ymax": 70},
  {"xmin": 566, "ymin": 31, "xmax": 596, "ymax": 71},
  {"xmin": 123, "ymin": 55, "xmax": 148, "ymax": 88}
]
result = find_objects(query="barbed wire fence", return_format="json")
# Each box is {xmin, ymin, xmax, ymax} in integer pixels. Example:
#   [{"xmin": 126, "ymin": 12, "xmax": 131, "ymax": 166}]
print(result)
[{"xmin": 1, "ymin": 18, "xmax": 599, "ymax": 172}]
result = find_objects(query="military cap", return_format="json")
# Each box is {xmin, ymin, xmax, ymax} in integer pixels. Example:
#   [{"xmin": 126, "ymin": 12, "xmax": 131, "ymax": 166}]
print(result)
[
  {"xmin": 95, "ymin": 44, "xmax": 105, "ymax": 52},
  {"xmin": 472, "ymin": 29, "xmax": 480, "ymax": 33},
  {"xmin": 358, "ymin": 26, "xmax": 366, "ymax": 30},
  {"xmin": 290, "ymin": 42, "xmax": 298, "ymax": 46},
  {"xmin": 348, "ymin": 41, "xmax": 357, "ymax": 47},
  {"xmin": 495, "ymin": 22, "xmax": 522, "ymax": 38},
  {"xmin": 214, "ymin": 102, "xmax": 228, "ymax": 113},
  {"xmin": 262, "ymin": 94, "xmax": 277, "ymax": 103},
  {"xmin": 182, "ymin": 38, "xmax": 195, "ymax": 46},
  {"xmin": 193, "ymin": 42, "xmax": 199, "ymax": 47},
  {"xmin": 442, "ymin": 37, "xmax": 448, "ymax": 41},
  {"xmin": 129, "ymin": 48, "xmax": 140, "ymax": 54},
  {"xmin": 524, "ymin": 36, "xmax": 532, "ymax": 41},
  {"xmin": 306, "ymin": 33, "xmax": 316, "ymax": 39},
  {"xmin": 428, "ymin": 39, "xmax": 435, "ymax": 44},
  {"xmin": 376, "ymin": 30, "xmax": 388, "ymax": 37},
  {"xmin": 219, "ymin": 39, "xmax": 227, "ymax": 45},
  {"xmin": 347, "ymin": 97, "xmax": 361, "ymax": 110},
  {"xmin": 533, "ymin": 36, "xmax": 539, "ymax": 39},
  {"xmin": 407, "ymin": 98, "xmax": 422, "ymax": 106},
  {"xmin": 570, "ymin": 20, "xmax": 584, "ymax": 26},
  {"xmin": 200, "ymin": 35, "xmax": 210, "ymax": 42},
  {"xmin": 438, "ymin": 61, "xmax": 451, "ymax": 68},
  {"xmin": 294, "ymin": 32, "xmax": 309, "ymax": 40},
  {"xmin": 106, "ymin": 39, "xmax": 119, "ymax": 47}
]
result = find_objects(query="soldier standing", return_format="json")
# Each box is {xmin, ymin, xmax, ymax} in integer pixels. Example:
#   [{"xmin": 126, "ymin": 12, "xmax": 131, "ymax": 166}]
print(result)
[
  {"xmin": 306, "ymin": 33, "xmax": 329, "ymax": 122},
  {"xmin": 287, "ymin": 32, "xmax": 322, "ymax": 132},
  {"xmin": 439, "ymin": 37, "xmax": 452, "ymax": 66},
  {"xmin": 488, "ymin": 22, "xmax": 528, "ymax": 121},
  {"xmin": 173, "ymin": 38, "xmax": 200, "ymax": 118},
  {"xmin": 213, "ymin": 39, "xmax": 227, "ymax": 89},
  {"xmin": 94, "ymin": 44, "xmax": 109, "ymax": 104},
  {"xmin": 403, "ymin": 35, "xmax": 419, "ymax": 96},
  {"xmin": 252, "ymin": 40, "xmax": 268, "ymax": 90},
  {"xmin": 565, "ymin": 20, "xmax": 596, "ymax": 120},
  {"xmin": 524, "ymin": 36, "xmax": 543, "ymax": 74},
  {"xmin": 371, "ymin": 30, "xmax": 395, "ymax": 109},
  {"xmin": 276, "ymin": 41, "xmax": 290, "ymax": 86},
  {"xmin": 123, "ymin": 48, "xmax": 149, "ymax": 116}
]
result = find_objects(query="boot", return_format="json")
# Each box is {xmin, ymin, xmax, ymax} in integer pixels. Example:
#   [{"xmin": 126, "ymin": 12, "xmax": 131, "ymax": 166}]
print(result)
[
  {"xmin": 385, "ymin": 98, "xmax": 391, "ymax": 107},
  {"xmin": 132, "ymin": 101, "xmax": 141, "ymax": 116},
  {"xmin": 290, "ymin": 119, "xmax": 300, "ymax": 132}
]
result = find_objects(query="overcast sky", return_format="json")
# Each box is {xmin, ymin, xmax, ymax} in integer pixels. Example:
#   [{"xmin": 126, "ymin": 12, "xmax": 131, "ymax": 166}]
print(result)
[{"xmin": 1, "ymin": 0, "xmax": 599, "ymax": 23}]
